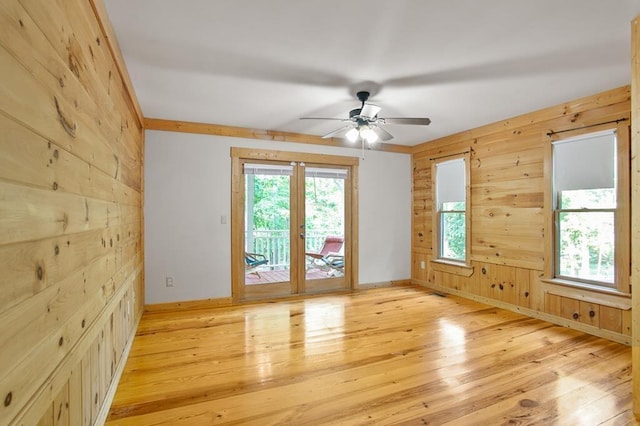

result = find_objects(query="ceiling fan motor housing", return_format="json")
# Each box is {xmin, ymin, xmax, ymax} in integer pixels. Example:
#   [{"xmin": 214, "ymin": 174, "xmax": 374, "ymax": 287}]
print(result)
[
  {"xmin": 349, "ymin": 109, "xmax": 373, "ymax": 128},
  {"xmin": 349, "ymin": 108, "xmax": 362, "ymax": 118}
]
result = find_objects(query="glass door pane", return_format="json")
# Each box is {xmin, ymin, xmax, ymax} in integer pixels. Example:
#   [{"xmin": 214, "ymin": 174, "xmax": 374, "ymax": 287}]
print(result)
[
  {"xmin": 303, "ymin": 166, "xmax": 348, "ymax": 292},
  {"xmin": 243, "ymin": 162, "xmax": 293, "ymax": 298}
]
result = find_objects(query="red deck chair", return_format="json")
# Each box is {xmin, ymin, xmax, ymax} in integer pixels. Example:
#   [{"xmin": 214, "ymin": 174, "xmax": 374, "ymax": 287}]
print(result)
[{"xmin": 306, "ymin": 236, "xmax": 344, "ymax": 274}]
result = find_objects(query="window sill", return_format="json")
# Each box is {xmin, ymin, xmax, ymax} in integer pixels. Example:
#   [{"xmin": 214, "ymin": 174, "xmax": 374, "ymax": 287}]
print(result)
[
  {"xmin": 430, "ymin": 259, "xmax": 474, "ymax": 277},
  {"xmin": 540, "ymin": 277, "xmax": 631, "ymax": 310}
]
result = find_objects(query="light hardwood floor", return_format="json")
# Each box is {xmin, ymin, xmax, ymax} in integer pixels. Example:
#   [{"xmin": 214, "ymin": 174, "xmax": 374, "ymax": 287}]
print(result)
[{"xmin": 106, "ymin": 286, "xmax": 635, "ymax": 425}]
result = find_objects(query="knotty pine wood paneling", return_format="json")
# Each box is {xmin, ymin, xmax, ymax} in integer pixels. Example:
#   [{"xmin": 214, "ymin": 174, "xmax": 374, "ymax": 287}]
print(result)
[
  {"xmin": 0, "ymin": 0, "xmax": 143, "ymax": 424},
  {"xmin": 633, "ymin": 15, "xmax": 640, "ymax": 419},
  {"xmin": 412, "ymin": 86, "xmax": 632, "ymax": 343}
]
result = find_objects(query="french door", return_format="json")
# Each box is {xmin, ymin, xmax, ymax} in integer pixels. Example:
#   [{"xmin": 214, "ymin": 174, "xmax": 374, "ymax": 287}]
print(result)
[{"xmin": 231, "ymin": 148, "xmax": 358, "ymax": 301}]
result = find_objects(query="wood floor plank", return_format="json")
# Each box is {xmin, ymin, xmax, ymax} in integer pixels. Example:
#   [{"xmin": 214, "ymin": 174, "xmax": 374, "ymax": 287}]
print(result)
[{"xmin": 107, "ymin": 286, "xmax": 633, "ymax": 425}]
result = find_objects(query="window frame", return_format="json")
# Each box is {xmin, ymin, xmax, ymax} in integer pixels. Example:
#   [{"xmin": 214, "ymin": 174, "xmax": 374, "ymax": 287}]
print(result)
[
  {"xmin": 544, "ymin": 123, "xmax": 630, "ymax": 295},
  {"xmin": 431, "ymin": 152, "xmax": 471, "ymax": 267}
]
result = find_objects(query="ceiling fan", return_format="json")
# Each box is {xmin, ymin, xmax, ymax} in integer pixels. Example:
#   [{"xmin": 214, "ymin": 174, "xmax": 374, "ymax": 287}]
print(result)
[{"xmin": 301, "ymin": 91, "xmax": 431, "ymax": 144}]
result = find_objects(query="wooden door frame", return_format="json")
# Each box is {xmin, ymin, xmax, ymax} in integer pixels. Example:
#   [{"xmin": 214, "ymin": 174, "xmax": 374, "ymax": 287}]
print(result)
[{"xmin": 230, "ymin": 147, "xmax": 359, "ymax": 302}]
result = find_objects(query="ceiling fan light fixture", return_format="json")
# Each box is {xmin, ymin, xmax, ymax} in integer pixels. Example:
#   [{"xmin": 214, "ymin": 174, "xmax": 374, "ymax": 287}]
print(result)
[
  {"xmin": 360, "ymin": 126, "xmax": 378, "ymax": 144},
  {"xmin": 345, "ymin": 127, "xmax": 359, "ymax": 142}
]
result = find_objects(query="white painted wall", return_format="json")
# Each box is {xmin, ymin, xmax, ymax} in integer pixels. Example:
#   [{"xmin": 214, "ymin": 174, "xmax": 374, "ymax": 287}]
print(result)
[{"xmin": 144, "ymin": 130, "xmax": 411, "ymax": 304}]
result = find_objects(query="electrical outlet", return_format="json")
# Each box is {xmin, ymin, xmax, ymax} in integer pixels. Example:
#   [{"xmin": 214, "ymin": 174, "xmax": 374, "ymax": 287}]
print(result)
[
  {"xmin": 166, "ymin": 276, "xmax": 174, "ymax": 287},
  {"xmin": 420, "ymin": 260, "xmax": 426, "ymax": 270}
]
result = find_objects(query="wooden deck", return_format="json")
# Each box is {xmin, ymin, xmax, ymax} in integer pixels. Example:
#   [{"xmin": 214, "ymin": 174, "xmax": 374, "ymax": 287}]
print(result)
[
  {"xmin": 245, "ymin": 267, "xmax": 339, "ymax": 285},
  {"xmin": 106, "ymin": 286, "xmax": 634, "ymax": 425}
]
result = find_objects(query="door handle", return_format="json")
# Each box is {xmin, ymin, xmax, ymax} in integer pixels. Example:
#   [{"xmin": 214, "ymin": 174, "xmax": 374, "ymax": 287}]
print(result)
[{"xmin": 300, "ymin": 233, "xmax": 305, "ymax": 239}]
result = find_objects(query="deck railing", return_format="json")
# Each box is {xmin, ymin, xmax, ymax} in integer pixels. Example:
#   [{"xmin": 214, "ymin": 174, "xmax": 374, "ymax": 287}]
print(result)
[{"xmin": 246, "ymin": 229, "xmax": 342, "ymax": 269}]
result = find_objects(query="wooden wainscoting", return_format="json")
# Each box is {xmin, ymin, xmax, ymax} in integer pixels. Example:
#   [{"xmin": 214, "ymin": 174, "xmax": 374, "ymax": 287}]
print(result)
[{"xmin": 106, "ymin": 286, "xmax": 632, "ymax": 424}]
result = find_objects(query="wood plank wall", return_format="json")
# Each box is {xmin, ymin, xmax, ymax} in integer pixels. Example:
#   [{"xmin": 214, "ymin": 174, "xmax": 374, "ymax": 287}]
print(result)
[
  {"xmin": 412, "ymin": 86, "xmax": 632, "ymax": 344},
  {"xmin": 0, "ymin": 0, "xmax": 144, "ymax": 424},
  {"xmin": 631, "ymin": 16, "xmax": 640, "ymax": 418}
]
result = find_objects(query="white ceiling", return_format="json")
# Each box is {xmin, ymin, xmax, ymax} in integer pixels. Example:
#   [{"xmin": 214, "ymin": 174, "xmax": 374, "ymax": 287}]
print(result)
[{"xmin": 105, "ymin": 0, "xmax": 640, "ymax": 146}]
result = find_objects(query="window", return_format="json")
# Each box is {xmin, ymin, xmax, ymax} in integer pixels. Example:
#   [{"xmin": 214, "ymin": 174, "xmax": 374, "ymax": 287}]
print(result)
[
  {"xmin": 552, "ymin": 129, "xmax": 624, "ymax": 288},
  {"xmin": 435, "ymin": 157, "xmax": 468, "ymax": 262}
]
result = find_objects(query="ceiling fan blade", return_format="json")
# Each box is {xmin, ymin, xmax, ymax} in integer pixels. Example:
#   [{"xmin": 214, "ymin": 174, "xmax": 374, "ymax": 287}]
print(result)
[
  {"xmin": 321, "ymin": 126, "xmax": 351, "ymax": 139},
  {"xmin": 382, "ymin": 117, "xmax": 431, "ymax": 126},
  {"xmin": 360, "ymin": 104, "xmax": 381, "ymax": 118},
  {"xmin": 373, "ymin": 126, "xmax": 394, "ymax": 141},
  {"xmin": 300, "ymin": 117, "xmax": 345, "ymax": 121}
]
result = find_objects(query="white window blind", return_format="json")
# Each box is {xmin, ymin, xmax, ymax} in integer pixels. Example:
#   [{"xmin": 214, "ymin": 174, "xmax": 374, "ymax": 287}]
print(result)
[
  {"xmin": 243, "ymin": 163, "xmax": 293, "ymax": 176},
  {"xmin": 436, "ymin": 158, "xmax": 465, "ymax": 205},
  {"xmin": 305, "ymin": 167, "xmax": 348, "ymax": 179},
  {"xmin": 553, "ymin": 130, "xmax": 616, "ymax": 191}
]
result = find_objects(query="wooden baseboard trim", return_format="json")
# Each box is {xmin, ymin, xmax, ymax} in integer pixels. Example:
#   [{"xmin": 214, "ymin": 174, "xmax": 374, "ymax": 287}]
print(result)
[
  {"xmin": 357, "ymin": 279, "xmax": 412, "ymax": 289},
  {"xmin": 146, "ymin": 281, "xmax": 412, "ymax": 311},
  {"xmin": 144, "ymin": 297, "xmax": 234, "ymax": 313},
  {"xmin": 412, "ymin": 280, "xmax": 631, "ymax": 346}
]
